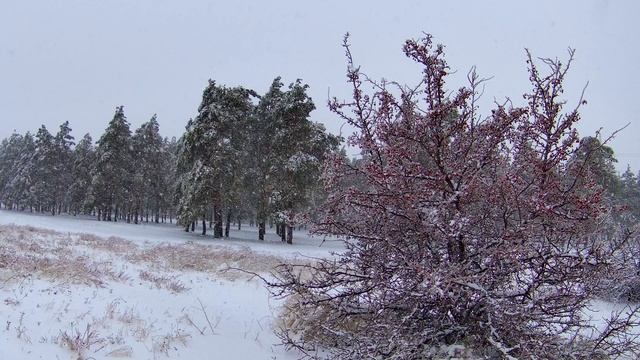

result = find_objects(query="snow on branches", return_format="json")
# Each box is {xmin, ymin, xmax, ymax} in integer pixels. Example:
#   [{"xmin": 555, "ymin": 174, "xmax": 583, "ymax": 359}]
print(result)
[{"xmin": 269, "ymin": 35, "xmax": 639, "ymax": 359}]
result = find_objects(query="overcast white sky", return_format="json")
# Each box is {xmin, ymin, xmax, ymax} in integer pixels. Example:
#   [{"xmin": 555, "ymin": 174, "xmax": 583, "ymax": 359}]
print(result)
[{"xmin": 1, "ymin": 0, "xmax": 638, "ymax": 171}]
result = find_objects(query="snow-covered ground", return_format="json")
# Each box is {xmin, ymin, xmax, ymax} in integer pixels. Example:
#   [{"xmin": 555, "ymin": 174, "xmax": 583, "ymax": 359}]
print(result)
[
  {"xmin": 1, "ymin": 210, "xmax": 637, "ymax": 359},
  {"xmin": 0, "ymin": 210, "xmax": 344, "ymax": 258},
  {"xmin": 0, "ymin": 210, "xmax": 342, "ymax": 360}
]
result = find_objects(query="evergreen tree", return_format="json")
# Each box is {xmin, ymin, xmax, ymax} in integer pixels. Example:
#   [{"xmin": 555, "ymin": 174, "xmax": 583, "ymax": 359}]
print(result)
[
  {"xmin": 0, "ymin": 133, "xmax": 23, "ymax": 207},
  {"xmin": 620, "ymin": 166, "xmax": 640, "ymax": 218},
  {"xmin": 132, "ymin": 115, "xmax": 167, "ymax": 224},
  {"xmin": 0, "ymin": 132, "xmax": 36, "ymax": 210},
  {"xmin": 92, "ymin": 106, "xmax": 133, "ymax": 221},
  {"xmin": 52, "ymin": 121, "xmax": 75, "ymax": 214},
  {"xmin": 250, "ymin": 78, "xmax": 287, "ymax": 240},
  {"xmin": 69, "ymin": 134, "xmax": 95, "ymax": 215},
  {"xmin": 178, "ymin": 81, "xmax": 256, "ymax": 237},
  {"xmin": 251, "ymin": 78, "xmax": 340, "ymax": 243},
  {"xmin": 572, "ymin": 135, "xmax": 620, "ymax": 196},
  {"xmin": 160, "ymin": 136, "xmax": 179, "ymax": 223},
  {"xmin": 32, "ymin": 126, "xmax": 56, "ymax": 213}
]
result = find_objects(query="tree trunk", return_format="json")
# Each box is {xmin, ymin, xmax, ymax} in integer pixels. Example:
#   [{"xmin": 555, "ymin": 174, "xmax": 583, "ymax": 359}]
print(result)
[
  {"xmin": 215, "ymin": 211, "xmax": 223, "ymax": 238},
  {"xmin": 212, "ymin": 207, "xmax": 222, "ymax": 238},
  {"xmin": 202, "ymin": 216, "xmax": 207, "ymax": 236},
  {"xmin": 225, "ymin": 212, "xmax": 231, "ymax": 238},
  {"xmin": 213, "ymin": 192, "xmax": 223, "ymax": 238},
  {"xmin": 286, "ymin": 225, "xmax": 293, "ymax": 245},
  {"xmin": 258, "ymin": 222, "xmax": 265, "ymax": 241},
  {"xmin": 280, "ymin": 223, "xmax": 286, "ymax": 242}
]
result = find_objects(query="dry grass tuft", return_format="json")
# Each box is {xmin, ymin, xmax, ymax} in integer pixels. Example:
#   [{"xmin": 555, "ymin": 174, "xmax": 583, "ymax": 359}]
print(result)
[
  {"xmin": 76, "ymin": 233, "xmax": 137, "ymax": 254},
  {"xmin": 138, "ymin": 270, "xmax": 188, "ymax": 293},
  {"xmin": 105, "ymin": 345, "xmax": 133, "ymax": 357},
  {"xmin": 57, "ymin": 324, "xmax": 105, "ymax": 359},
  {"xmin": 152, "ymin": 327, "xmax": 190, "ymax": 356}
]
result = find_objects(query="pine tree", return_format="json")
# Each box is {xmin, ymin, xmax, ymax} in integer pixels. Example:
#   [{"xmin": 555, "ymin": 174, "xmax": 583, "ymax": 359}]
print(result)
[
  {"xmin": 32, "ymin": 126, "xmax": 56, "ymax": 214},
  {"xmin": 620, "ymin": 166, "xmax": 640, "ymax": 218},
  {"xmin": 178, "ymin": 81, "xmax": 256, "ymax": 237},
  {"xmin": 0, "ymin": 132, "xmax": 36, "ymax": 210},
  {"xmin": 92, "ymin": 106, "xmax": 134, "ymax": 221},
  {"xmin": 163, "ymin": 136, "xmax": 179, "ymax": 223},
  {"xmin": 0, "ymin": 134, "xmax": 22, "ymax": 207},
  {"xmin": 132, "ymin": 115, "xmax": 166, "ymax": 224},
  {"xmin": 69, "ymin": 133, "xmax": 95, "ymax": 215},
  {"xmin": 11, "ymin": 133, "xmax": 37, "ymax": 211},
  {"xmin": 251, "ymin": 78, "xmax": 340, "ymax": 243},
  {"xmin": 571, "ymin": 135, "xmax": 620, "ymax": 196},
  {"xmin": 52, "ymin": 121, "xmax": 75, "ymax": 214},
  {"xmin": 251, "ymin": 78, "xmax": 287, "ymax": 240}
]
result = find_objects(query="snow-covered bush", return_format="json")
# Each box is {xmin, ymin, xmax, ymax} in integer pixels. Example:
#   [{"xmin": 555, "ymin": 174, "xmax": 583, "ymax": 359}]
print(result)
[{"xmin": 269, "ymin": 35, "xmax": 639, "ymax": 359}]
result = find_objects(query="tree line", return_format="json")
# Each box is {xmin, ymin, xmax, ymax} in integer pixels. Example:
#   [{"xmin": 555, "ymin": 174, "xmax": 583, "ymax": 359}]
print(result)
[{"xmin": 0, "ymin": 77, "xmax": 341, "ymax": 243}]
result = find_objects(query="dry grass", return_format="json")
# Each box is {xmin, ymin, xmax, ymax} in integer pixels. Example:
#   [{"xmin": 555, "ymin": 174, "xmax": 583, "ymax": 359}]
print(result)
[
  {"xmin": 14, "ymin": 312, "xmax": 31, "ymax": 344},
  {"xmin": 105, "ymin": 345, "xmax": 133, "ymax": 357},
  {"xmin": 0, "ymin": 224, "xmax": 298, "ymax": 358},
  {"xmin": 1, "ymin": 249, "xmax": 118, "ymax": 287},
  {"xmin": 75, "ymin": 233, "xmax": 137, "ymax": 254},
  {"xmin": 1, "ymin": 224, "xmax": 294, "ymax": 284},
  {"xmin": 152, "ymin": 327, "xmax": 190, "ymax": 356},
  {"xmin": 57, "ymin": 324, "xmax": 106, "ymax": 359},
  {"xmin": 129, "ymin": 241, "xmax": 287, "ymax": 280},
  {"xmin": 0, "ymin": 225, "xmax": 130, "ymax": 287},
  {"xmin": 138, "ymin": 269, "xmax": 188, "ymax": 293}
]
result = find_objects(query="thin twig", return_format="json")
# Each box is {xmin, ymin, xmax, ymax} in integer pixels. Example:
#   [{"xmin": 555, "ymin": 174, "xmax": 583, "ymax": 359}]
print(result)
[{"xmin": 196, "ymin": 298, "xmax": 218, "ymax": 336}]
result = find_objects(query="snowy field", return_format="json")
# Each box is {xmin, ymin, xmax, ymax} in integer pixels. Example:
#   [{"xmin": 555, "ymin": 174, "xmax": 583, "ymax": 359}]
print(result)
[
  {"xmin": 0, "ymin": 210, "xmax": 342, "ymax": 360},
  {"xmin": 0, "ymin": 210, "xmax": 637, "ymax": 359}
]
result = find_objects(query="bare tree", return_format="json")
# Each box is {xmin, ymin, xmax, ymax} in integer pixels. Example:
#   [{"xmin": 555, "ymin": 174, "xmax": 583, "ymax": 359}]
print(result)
[{"xmin": 268, "ymin": 35, "xmax": 639, "ymax": 359}]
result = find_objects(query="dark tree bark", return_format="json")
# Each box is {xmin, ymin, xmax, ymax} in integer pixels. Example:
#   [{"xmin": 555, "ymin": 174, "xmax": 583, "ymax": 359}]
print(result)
[
  {"xmin": 286, "ymin": 225, "xmax": 293, "ymax": 244},
  {"xmin": 214, "ymin": 210, "xmax": 223, "ymax": 238},
  {"xmin": 224, "ymin": 212, "xmax": 231, "ymax": 238}
]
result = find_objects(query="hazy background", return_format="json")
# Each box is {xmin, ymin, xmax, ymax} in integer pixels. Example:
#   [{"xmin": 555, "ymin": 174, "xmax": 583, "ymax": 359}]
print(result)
[{"xmin": 1, "ymin": 0, "xmax": 638, "ymax": 171}]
